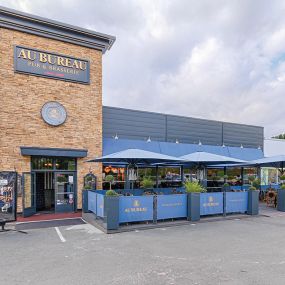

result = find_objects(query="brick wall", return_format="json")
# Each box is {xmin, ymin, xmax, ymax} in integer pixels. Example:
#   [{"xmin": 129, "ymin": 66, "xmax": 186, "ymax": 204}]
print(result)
[{"xmin": 0, "ymin": 27, "xmax": 103, "ymax": 212}]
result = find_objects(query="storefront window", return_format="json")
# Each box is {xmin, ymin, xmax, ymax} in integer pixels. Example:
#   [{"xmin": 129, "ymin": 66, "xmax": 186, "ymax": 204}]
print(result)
[
  {"xmin": 102, "ymin": 166, "xmax": 125, "ymax": 189},
  {"xmin": 226, "ymin": 168, "xmax": 242, "ymax": 186},
  {"xmin": 31, "ymin": 157, "xmax": 53, "ymax": 170},
  {"xmin": 207, "ymin": 169, "xmax": 224, "ymax": 190},
  {"xmin": 261, "ymin": 168, "xmax": 278, "ymax": 185},
  {"xmin": 243, "ymin": 168, "xmax": 257, "ymax": 186},
  {"xmin": 31, "ymin": 157, "xmax": 76, "ymax": 171},
  {"xmin": 55, "ymin": 158, "xmax": 76, "ymax": 170}
]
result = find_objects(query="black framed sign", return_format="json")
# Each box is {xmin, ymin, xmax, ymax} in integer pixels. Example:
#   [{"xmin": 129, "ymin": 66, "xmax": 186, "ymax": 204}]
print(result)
[
  {"xmin": 14, "ymin": 46, "xmax": 90, "ymax": 84},
  {"xmin": 0, "ymin": 172, "xmax": 17, "ymax": 223}
]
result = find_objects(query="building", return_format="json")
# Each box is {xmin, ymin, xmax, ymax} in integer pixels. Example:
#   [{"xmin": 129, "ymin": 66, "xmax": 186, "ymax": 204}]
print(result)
[{"xmin": 0, "ymin": 6, "xmax": 265, "ymax": 218}]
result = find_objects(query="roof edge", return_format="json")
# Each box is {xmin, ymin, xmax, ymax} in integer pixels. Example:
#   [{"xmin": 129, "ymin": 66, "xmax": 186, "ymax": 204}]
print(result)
[{"xmin": 0, "ymin": 5, "xmax": 116, "ymax": 53}]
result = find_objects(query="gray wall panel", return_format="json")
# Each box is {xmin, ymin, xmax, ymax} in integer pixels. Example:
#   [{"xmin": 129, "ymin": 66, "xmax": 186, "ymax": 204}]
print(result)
[
  {"xmin": 103, "ymin": 106, "xmax": 264, "ymax": 148},
  {"xmin": 103, "ymin": 106, "xmax": 166, "ymax": 141},
  {"xmin": 166, "ymin": 115, "xmax": 222, "ymax": 145},
  {"xmin": 223, "ymin": 123, "xmax": 263, "ymax": 148}
]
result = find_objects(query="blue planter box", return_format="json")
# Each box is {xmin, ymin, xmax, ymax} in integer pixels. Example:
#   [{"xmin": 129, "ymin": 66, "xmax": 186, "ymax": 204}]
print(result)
[
  {"xmin": 104, "ymin": 196, "xmax": 119, "ymax": 230},
  {"xmin": 247, "ymin": 190, "xmax": 259, "ymax": 215},
  {"xmin": 187, "ymin": 193, "xmax": 200, "ymax": 221},
  {"xmin": 277, "ymin": 189, "xmax": 285, "ymax": 212}
]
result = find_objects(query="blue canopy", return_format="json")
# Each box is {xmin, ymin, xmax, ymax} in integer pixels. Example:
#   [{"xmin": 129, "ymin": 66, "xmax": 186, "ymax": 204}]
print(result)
[
  {"xmin": 103, "ymin": 138, "xmax": 264, "ymax": 160},
  {"xmin": 179, "ymin": 151, "xmax": 245, "ymax": 165},
  {"xmin": 236, "ymin": 155, "xmax": 285, "ymax": 168},
  {"xmin": 86, "ymin": 148, "xmax": 183, "ymax": 165}
]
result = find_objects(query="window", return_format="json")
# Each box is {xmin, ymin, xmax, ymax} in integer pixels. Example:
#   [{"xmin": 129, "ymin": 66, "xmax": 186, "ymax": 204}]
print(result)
[
  {"xmin": 55, "ymin": 158, "xmax": 76, "ymax": 170},
  {"xmin": 31, "ymin": 157, "xmax": 76, "ymax": 171},
  {"xmin": 31, "ymin": 157, "xmax": 53, "ymax": 170}
]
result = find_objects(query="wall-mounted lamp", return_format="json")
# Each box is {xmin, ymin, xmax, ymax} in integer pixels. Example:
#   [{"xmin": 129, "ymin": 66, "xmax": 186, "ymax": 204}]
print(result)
[
  {"xmin": 114, "ymin": 133, "xmax": 119, "ymax": 140},
  {"xmin": 147, "ymin": 136, "xmax": 151, "ymax": 143},
  {"xmin": 222, "ymin": 143, "xmax": 226, "ymax": 148},
  {"xmin": 240, "ymin": 144, "xmax": 243, "ymax": 149},
  {"xmin": 198, "ymin": 140, "xmax": 202, "ymax": 146},
  {"xmin": 175, "ymin": 139, "xmax": 179, "ymax": 144}
]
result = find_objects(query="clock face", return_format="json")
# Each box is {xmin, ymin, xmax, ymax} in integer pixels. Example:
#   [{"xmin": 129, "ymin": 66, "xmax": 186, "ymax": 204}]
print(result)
[{"xmin": 41, "ymin": 101, "xmax": 67, "ymax": 126}]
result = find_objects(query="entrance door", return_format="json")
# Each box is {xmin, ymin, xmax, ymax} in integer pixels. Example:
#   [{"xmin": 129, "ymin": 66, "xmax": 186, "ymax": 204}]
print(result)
[
  {"xmin": 55, "ymin": 173, "xmax": 75, "ymax": 213},
  {"xmin": 22, "ymin": 172, "xmax": 36, "ymax": 217}
]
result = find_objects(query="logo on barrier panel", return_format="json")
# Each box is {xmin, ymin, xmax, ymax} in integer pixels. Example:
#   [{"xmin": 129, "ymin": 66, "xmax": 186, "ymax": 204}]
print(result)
[
  {"xmin": 203, "ymin": 196, "xmax": 219, "ymax": 207},
  {"xmin": 124, "ymin": 199, "xmax": 147, "ymax": 213}
]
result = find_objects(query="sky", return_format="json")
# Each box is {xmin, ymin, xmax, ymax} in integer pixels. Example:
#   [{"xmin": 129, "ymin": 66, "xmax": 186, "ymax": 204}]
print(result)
[{"xmin": 1, "ymin": 0, "xmax": 285, "ymax": 138}]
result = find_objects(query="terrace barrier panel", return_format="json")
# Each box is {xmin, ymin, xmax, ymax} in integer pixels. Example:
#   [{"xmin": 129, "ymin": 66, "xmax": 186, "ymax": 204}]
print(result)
[
  {"xmin": 96, "ymin": 194, "xmax": 104, "ymax": 218},
  {"xmin": 157, "ymin": 194, "xmax": 187, "ymax": 220},
  {"xmin": 119, "ymin": 196, "xmax": 153, "ymax": 223},
  {"xmin": 226, "ymin": 192, "xmax": 248, "ymax": 213},
  {"xmin": 88, "ymin": 191, "xmax": 97, "ymax": 214},
  {"xmin": 200, "ymin": 192, "xmax": 223, "ymax": 216}
]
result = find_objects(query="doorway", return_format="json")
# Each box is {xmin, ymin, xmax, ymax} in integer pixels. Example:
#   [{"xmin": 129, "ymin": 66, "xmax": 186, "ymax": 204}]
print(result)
[
  {"xmin": 22, "ymin": 156, "xmax": 77, "ymax": 217},
  {"xmin": 35, "ymin": 172, "xmax": 55, "ymax": 212}
]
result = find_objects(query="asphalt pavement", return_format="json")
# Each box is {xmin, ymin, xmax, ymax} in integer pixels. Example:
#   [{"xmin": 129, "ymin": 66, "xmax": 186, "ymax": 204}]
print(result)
[{"xmin": 1, "ymin": 212, "xmax": 285, "ymax": 285}]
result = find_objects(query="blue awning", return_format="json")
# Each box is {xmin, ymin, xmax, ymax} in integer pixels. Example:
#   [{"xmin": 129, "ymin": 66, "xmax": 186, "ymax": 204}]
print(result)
[
  {"xmin": 103, "ymin": 138, "xmax": 264, "ymax": 161},
  {"xmin": 20, "ymin": 147, "xmax": 88, "ymax": 158}
]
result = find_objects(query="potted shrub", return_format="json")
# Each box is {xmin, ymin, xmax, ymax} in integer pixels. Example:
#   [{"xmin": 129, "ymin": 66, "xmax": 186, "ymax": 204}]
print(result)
[
  {"xmin": 222, "ymin": 182, "xmax": 230, "ymax": 192},
  {"xmin": 82, "ymin": 184, "xmax": 92, "ymax": 213},
  {"xmin": 248, "ymin": 186, "xmax": 259, "ymax": 215},
  {"xmin": 184, "ymin": 181, "xmax": 206, "ymax": 221},
  {"xmin": 248, "ymin": 175, "xmax": 255, "ymax": 185},
  {"xmin": 104, "ymin": 189, "xmax": 119, "ymax": 231},
  {"xmin": 252, "ymin": 178, "xmax": 261, "ymax": 190},
  {"xmin": 105, "ymin": 174, "xmax": 115, "ymax": 190},
  {"xmin": 141, "ymin": 176, "xmax": 154, "ymax": 190},
  {"xmin": 280, "ymin": 175, "xmax": 285, "ymax": 184}
]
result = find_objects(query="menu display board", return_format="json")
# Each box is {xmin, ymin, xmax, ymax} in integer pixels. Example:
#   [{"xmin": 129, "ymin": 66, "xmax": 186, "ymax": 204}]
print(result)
[{"xmin": 0, "ymin": 172, "xmax": 17, "ymax": 222}]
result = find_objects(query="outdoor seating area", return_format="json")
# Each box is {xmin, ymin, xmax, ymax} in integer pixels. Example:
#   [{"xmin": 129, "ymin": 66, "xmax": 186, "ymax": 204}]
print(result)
[{"xmin": 82, "ymin": 149, "xmax": 285, "ymax": 232}]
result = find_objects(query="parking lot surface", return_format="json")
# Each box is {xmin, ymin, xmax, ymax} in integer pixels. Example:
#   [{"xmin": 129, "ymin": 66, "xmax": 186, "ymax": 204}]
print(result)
[{"xmin": 1, "ymin": 214, "xmax": 285, "ymax": 285}]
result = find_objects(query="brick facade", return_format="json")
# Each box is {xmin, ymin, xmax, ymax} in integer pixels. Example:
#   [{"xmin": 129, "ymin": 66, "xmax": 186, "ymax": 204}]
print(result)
[{"xmin": 0, "ymin": 27, "xmax": 103, "ymax": 212}]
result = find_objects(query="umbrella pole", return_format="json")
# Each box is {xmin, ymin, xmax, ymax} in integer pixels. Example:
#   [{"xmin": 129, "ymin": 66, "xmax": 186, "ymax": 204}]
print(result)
[
  {"xmin": 181, "ymin": 165, "xmax": 184, "ymax": 185},
  {"xmin": 241, "ymin": 167, "xmax": 244, "ymax": 191},
  {"xmin": 156, "ymin": 166, "xmax": 159, "ymax": 189}
]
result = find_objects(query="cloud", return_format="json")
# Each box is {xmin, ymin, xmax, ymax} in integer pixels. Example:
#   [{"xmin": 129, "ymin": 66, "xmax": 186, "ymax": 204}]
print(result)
[{"xmin": 1, "ymin": 0, "xmax": 285, "ymax": 137}]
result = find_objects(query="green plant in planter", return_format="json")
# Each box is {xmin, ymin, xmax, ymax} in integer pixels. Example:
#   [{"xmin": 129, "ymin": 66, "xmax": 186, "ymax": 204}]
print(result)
[
  {"xmin": 57, "ymin": 175, "xmax": 67, "ymax": 183},
  {"xmin": 141, "ymin": 177, "xmax": 154, "ymax": 189},
  {"xmin": 83, "ymin": 185, "xmax": 92, "ymax": 190},
  {"xmin": 249, "ymin": 186, "xmax": 257, "ymax": 191},
  {"xmin": 248, "ymin": 176, "xmax": 255, "ymax": 184},
  {"xmin": 106, "ymin": 190, "xmax": 119, "ymax": 196},
  {"xmin": 280, "ymin": 175, "xmax": 285, "ymax": 181},
  {"xmin": 223, "ymin": 183, "xmax": 230, "ymax": 187},
  {"xmin": 105, "ymin": 175, "xmax": 115, "ymax": 190},
  {"xmin": 252, "ymin": 178, "xmax": 261, "ymax": 190},
  {"xmin": 184, "ymin": 181, "xmax": 206, "ymax": 193},
  {"xmin": 281, "ymin": 184, "xmax": 285, "ymax": 190}
]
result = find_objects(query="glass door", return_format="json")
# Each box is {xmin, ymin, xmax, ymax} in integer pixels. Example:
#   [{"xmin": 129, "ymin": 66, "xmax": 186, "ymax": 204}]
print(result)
[
  {"xmin": 55, "ymin": 173, "xmax": 75, "ymax": 213},
  {"xmin": 22, "ymin": 172, "xmax": 36, "ymax": 217}
]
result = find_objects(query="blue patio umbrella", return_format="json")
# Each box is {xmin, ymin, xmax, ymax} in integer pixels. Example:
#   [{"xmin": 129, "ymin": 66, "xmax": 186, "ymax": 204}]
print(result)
[
  {"xmin": 86, "ymin": 148, "xmax": 182, "ymax": 164},
  {"xmin": 236, "ymin": 155, "xmax": 285, "ymax": 169},
  {"xmin": 179, "ymin": 151, "xmax": 245, "ymax": 165},
  {"xmin": 87, "ymin": 149, "xmax": 184, "ymax": 189}
]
